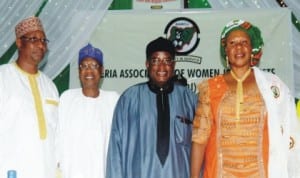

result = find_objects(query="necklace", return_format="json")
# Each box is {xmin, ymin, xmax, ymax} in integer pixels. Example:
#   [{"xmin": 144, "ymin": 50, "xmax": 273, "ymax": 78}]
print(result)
[{"xmin": 230, "ymin": 68, "xmax": 252, "ymax": 120}]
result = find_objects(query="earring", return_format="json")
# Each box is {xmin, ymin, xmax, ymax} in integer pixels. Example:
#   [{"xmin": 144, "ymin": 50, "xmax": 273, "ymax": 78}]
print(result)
[
  {"xmin": 250, "ymin": 54, "xmax": 254, "ymax": 66},
  {"xmin": 226, "ymin": 56, "xmax": 230, "ymax": 68}
]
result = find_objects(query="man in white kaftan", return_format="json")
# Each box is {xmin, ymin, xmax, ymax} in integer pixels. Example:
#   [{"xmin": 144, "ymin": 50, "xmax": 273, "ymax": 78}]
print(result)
[
  {"xmin": 0, "ymin": 17, "xmax": 59, "ymax": 178},
  {"xmin": 56, "ymin": 44, "xmax": 119, "ymax": 178}
]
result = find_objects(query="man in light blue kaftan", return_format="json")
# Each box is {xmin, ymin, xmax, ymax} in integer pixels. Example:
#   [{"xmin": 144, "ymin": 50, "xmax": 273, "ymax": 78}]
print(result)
[{"xmin": 106, "ymin": 37, "xmax": 197, "ymax": 178}]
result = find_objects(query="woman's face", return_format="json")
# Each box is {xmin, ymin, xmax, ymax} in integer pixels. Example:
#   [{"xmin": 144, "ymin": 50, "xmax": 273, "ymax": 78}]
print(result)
[{"xmin": 225, "ymin": 30, "xmax": 252, "ymax": 69}]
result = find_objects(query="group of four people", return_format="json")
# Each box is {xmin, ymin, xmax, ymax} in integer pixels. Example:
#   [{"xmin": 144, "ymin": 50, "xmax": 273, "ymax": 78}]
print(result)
[{"xmin": 0, "ymin": 16, "xmax": 299, "ymax": 178}]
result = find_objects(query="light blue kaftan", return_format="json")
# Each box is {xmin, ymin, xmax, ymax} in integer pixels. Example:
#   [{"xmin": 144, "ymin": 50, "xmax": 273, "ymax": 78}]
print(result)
[{"xmin": 106, "ymin": 82, "xmax": 197, "ymax": 178}]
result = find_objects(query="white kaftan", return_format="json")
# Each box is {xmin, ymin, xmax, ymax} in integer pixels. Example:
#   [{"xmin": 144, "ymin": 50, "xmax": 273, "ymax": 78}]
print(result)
[
  {"xmin": 56, "ymin": 88, "xmax": 119, "ymax": 178},
  {"xmin": 0, "ymin": 63, "xmax": 59, "ymax": 178}
]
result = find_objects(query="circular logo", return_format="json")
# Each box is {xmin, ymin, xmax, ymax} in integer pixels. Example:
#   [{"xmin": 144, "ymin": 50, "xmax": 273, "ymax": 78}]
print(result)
[
  {"xmin": 271, "ymin": 85, "xmax": 280, "ymax": 98},
  {"xmin": 164, "ymin": 17, "xmax": 200, "ymax": 55}
]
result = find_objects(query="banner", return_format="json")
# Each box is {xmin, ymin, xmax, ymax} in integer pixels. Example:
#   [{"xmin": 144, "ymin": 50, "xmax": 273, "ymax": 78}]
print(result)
[
  {"xmin": 133, "ymin": 0, "xmax": 182, "ymax": 10},
  {"xmin": 69, "ymin": 8, "xmax": 293, "ymax": 95}
]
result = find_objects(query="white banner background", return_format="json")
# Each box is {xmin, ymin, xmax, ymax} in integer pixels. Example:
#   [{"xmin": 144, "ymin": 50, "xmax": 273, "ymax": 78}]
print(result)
[{"xmin": 69, "ymin": 8, "xmax": 294, "ymax": 95}]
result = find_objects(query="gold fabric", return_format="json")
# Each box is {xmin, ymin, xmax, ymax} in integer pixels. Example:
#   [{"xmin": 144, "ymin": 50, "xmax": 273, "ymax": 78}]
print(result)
[
  {"xmin": 192, "ymin": 81, "xmax": 212, "ymax": 144},
  {"xmin": 217, "ymin": 86, "xmax": 266, "ymax": 177},
  {"xmin": 192, "ymin": 74, "xmax": 268, "ymax": 178},
  {"xmin": 28, "ymin": 75, "xmax": 47, "ymax": 140}
]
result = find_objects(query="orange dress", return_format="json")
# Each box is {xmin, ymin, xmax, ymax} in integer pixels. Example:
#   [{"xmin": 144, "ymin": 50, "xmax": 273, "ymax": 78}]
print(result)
[{"xmin": 192, "ymin": 75, "xmax": 269, "ymax": 178}]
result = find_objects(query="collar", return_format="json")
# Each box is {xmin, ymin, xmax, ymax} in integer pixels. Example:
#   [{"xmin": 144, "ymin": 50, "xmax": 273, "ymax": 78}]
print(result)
[{"xmin": 147, "ymin": 80, "xmax": 174, "ymax": 94}]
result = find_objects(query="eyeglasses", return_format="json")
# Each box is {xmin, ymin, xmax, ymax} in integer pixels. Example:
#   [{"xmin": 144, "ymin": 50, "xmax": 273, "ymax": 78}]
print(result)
[
  {"xmin": 20, "ymin": 36, "xmax": 49, "ymax": 44},
  {"xmin": 149, "ymin": 57, "xmax": 174, "ymax": 66},
  {"xmin": 79, "ymin": 63, "xmax": 100, "ymax": 70}
]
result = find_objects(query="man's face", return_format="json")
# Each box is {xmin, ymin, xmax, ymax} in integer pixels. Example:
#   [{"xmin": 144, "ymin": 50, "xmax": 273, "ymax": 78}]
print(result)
[
  {"xmin": 79, "ymin": 57, "xmax": 102, "ymax": 90},
  {"xmin": 146, "ymin": 51, "xmax": 175, "ymax": 87},
  {"xmin": 16, "ymin": 30, "xmax": 48, "ymax": 66}
]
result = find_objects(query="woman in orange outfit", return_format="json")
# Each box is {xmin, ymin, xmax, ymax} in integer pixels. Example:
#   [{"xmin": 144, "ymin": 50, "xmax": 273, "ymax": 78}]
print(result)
[{"xmin": 190, "ymin": 20, "xmax": 300, "ymax": 178}]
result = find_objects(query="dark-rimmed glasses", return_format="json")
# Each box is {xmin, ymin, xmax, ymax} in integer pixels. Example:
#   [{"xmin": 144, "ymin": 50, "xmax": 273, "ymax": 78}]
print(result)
[
  {"xmin": 149, "ymin": 57, "xmax": 174, "ymax": 66},
  {"xmin": 79, "ymin": 63, "xmax": 100, "ymax": 70},
  {"xmin": 20, "ymin": 36, "xmax": 49, "ymax": 44}
]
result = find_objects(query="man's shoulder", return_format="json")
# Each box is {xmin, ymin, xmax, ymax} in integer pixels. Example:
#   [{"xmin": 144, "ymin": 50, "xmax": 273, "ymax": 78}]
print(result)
[
  {"xmin": 0, "ymin": 63, "xmax": 14, "ymax": 72},
  {"xmin": 117, "ymin": 82, "xmax": 149, "ymax": 102},
  {"xmin": 122, "ymin": 82, "xmax": 147, "ymax": 94},
  {"xmin": 173, "ymin": 84, "xmax": 196, "ymax": 96},
  {"xmin": 100, "ymin": 89, "xmax": 120, "ymax": 101},
  {"xmin": 0, "ymin": 63, "xmax": 31, "ymax": 81},
  {"xmin": 38, "ymin": 71, "xmax": 59, "ymax": 91},
  {"xmin": 101, "ymin": 89, "xmax": 119, "ymax": 96},
  {"xmin": 60, "ymin": 88, "xmax": 81, "ymax": 98},
  {"xmin": 38, "ymin": 71, "xmax": 56, "ymax": 83}
]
